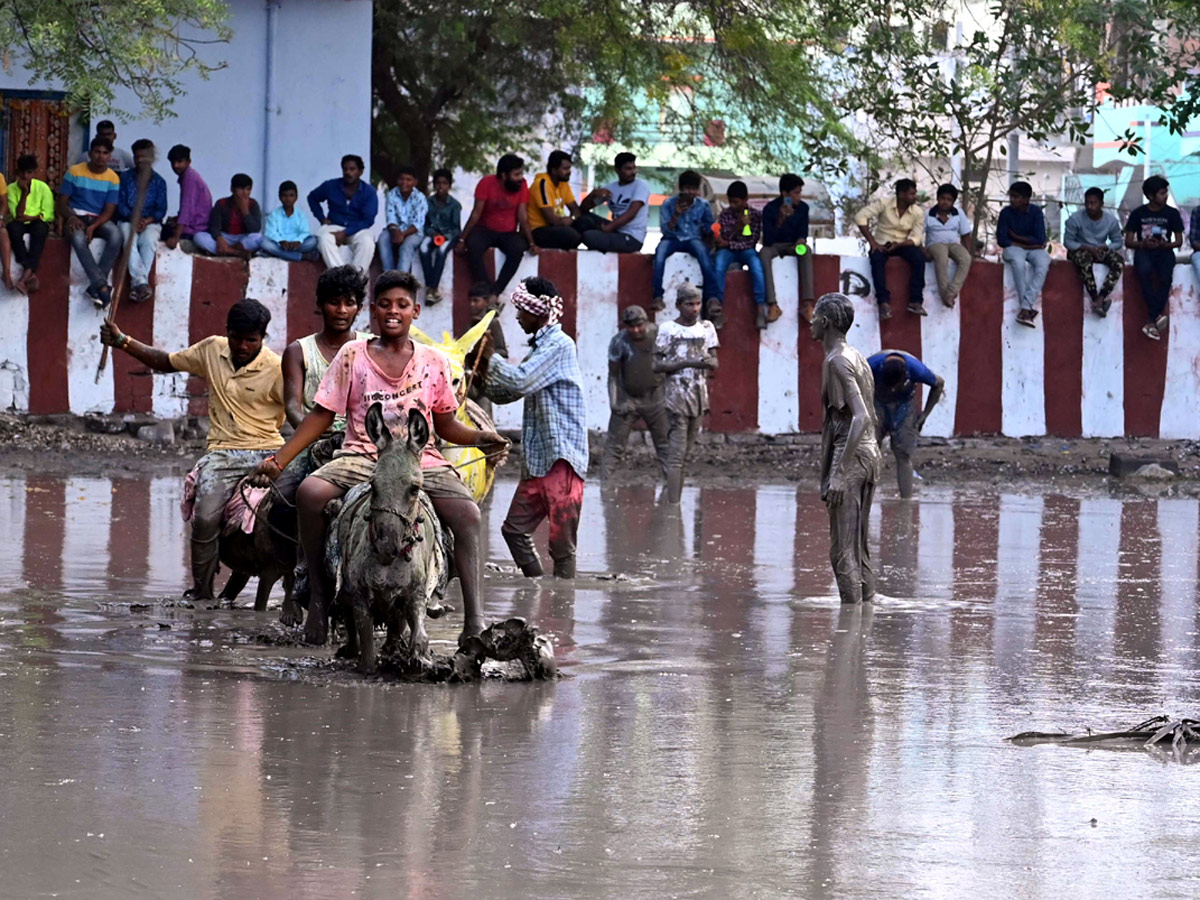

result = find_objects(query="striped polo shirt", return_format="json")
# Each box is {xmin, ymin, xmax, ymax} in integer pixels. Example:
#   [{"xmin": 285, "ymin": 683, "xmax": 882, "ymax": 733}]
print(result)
[{"xmin": 60, "ymin": 161, "xmax": 120, "ymax": 217}]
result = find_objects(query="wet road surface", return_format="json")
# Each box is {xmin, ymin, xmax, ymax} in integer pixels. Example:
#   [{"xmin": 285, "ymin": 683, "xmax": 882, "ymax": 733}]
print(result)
[{"xmin": 2, "ymin": 475, "xmax": 1199, "ymax": 898}]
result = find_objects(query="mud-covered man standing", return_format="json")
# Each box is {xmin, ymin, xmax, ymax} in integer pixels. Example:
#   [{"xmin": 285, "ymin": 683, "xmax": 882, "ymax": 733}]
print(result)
[{"xmin": 813, "ymin": 292, "xmax": 881, "ymax": 604}]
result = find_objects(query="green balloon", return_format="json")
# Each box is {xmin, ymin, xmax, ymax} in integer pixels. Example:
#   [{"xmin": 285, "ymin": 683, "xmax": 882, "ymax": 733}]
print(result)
[{"xmin": 794, "ymin": 243, "xmax": 808, "ymax": 255}]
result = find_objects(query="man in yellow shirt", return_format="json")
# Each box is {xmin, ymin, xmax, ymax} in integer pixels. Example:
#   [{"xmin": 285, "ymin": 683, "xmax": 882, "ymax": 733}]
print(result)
[
  {"xmin": 527, "ymin": 150, "xmax": 585, "ymax": 249},
  {"xmin": 854, "ymin": 178, "xmax": 927, "ymax": 320},
  {"xmin": 100, "ymin": 299, "xmax": 285, "ymax": 601},
  {"xmin": 7, "ymin": 154, "xmax": 52, "ymax": 294}
]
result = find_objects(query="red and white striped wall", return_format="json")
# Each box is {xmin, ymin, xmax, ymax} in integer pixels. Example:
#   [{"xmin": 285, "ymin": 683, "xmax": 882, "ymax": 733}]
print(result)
[{"xmin": 2, "ymin": 239, "xmax": 1199, "ymax": 438}]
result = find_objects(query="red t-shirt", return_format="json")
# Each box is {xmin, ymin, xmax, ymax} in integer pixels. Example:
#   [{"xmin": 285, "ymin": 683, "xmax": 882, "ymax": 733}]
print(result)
[{"xmin": 475, "ymin": 174, "xmax": 529, "ymax": 233}]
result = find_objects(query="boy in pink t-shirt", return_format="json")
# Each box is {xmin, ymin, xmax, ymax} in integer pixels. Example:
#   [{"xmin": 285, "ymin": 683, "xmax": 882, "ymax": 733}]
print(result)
[{"xmin": 256, "ymin": 271, "xmax": 509, "ymax": 646}]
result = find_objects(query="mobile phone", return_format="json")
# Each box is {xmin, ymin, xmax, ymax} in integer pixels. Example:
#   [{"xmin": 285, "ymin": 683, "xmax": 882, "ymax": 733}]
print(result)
[{"xmin": 783, "ymin": 197, "xmax": 793, "ymax": 208}]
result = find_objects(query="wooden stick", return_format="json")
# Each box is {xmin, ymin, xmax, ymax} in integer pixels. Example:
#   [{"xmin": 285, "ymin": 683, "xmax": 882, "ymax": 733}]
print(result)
[
  {"xmin": 459, "ymin": 330, "xmax": 492, "ymax": 402},
  {"xmin": 95, "ymin": 158, "xmax": 153, "ymax": 384}
]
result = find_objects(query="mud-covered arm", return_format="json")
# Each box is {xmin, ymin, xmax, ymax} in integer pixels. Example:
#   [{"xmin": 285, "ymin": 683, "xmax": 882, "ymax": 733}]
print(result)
[
  {"xmin": 281, "ymin": 341, "xmax": 307, "ymax": 429},
  {"xmin": 920, "ymin": 375, "xmax": 945, "ymax": 426}
]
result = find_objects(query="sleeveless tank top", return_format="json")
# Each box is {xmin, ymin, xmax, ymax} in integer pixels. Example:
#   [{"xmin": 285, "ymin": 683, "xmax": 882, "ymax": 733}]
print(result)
[{"xmin": 299, "ymin": 332, "xmax": 371, "ymax": 423}]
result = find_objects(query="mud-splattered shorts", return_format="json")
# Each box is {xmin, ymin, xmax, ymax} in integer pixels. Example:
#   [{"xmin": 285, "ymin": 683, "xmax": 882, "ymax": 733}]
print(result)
[{"xmin": 309, "ymin": 450, "xmax": 474, "ymax": 502}]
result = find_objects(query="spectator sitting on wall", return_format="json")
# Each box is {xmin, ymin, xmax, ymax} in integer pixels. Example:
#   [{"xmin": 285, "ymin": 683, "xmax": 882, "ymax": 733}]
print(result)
[
  {"xmin": 163, "ymin": 144, "xmax": 213, "ymax": 251},
  {"xmin": 57, "ymin": 135, "xmax": 124, "ymax": 308},
  {"xmin": 262, "ymin": 180, "xmax": 318, "ymax": 262},
  {"xmin": 713, "ymin": 180, "xmax": 773, "ymax": 330},
  {"xmin": 760, "ymin": 173, "xmax": 815, "ymax": 322},
  {"xmin": 528, "ymin": 150, "xmax": 589, "ymax": 250},
  {"xmin": 924, "ymin": 183, "xmax": 974, "ymax": 309},
  {"xmin": 854, "ymin": 177, "xmax": 926, "ymax": 320},
  {"xmin": 1064, "ymin": 186, "xmax": 1123, "ymax": 318},
  {"xmin": 116, "ymin": 139, "xmax": 169, "ymax": 303},
  {"xmin": 419, "ymin": 168, "xmax": 461, "ymax": 305},
  {"xmin": 602, "ymin": 304, "xmax": 669, "ymax": 481},
  {"xmin": 7, "ymin": 153, "xmax": 53, "ymax": 295},
  {"xmin": 99, "ymin": 298, "xmax": 285, "ymax": 603},
  {"xmin": 75, "ymin": 119, "xmax": 134, "ymax": 173},
  {"xmin": 1125, "ymin": 174, "xmax": 1184, "ymax": 341},
  {"xmin": 456, "ymin": 153, "xmax": 537, "ymax": 301},
  {"xmin": 1187, "ymin": 198, "xmax": 1200, "ymax": 314},
  {"xmin": 377, "ymin": 164, "xmax": 427, "ymax": 274},
  {"xmin": 308, "ymin": 154, "xmax": 379, "ymax": 274},
  {"xmin": 652, "ymin": 170, "xmax": 719, "ymax": 324},
  {"xmin": 998, "ymin": 180, "xmax": 1051, "ymax": 330},
  {"xmin": 195, "ymin": 173, "xmax": 263, "ymax": 260},
  {"xmin": 0, "ymin": 161, "xmax": 12, "ymax": 292},
  {"xmin": 578, "ymin": 152, "xmax": 650, "ymax": 256},
  {"xmin": 868, "ymin": 349, "xmax": 944, "ymax": 499}
]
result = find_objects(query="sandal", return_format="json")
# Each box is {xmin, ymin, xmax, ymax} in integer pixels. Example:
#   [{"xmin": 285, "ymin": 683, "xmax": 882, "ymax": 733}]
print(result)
[
  {"xmin": 1016, "ymin": 309, "xmax": 1037, "ymax": 328},
  {"xmin": 766, "ymin": 303, "xmax": 783, "ymax": 323},
  {"xmin": 907, "ymin": 302, "xmax": 928, "ymax": 316},
  {"xmin": 878, "ymin": 301, "xmax": 892, "ymax": 321},
  {"xmin": 1155, "ymin": 314, "xmax": 1169, "ymax": 333},
  {"xmin": 1142, "ymin": 322, "xmax": 1161, "ymax": 341}
]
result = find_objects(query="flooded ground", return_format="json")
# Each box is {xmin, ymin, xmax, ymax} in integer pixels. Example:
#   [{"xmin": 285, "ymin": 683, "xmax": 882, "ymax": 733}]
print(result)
[{"xmin": 2, "ymin": 473, "xmax": 1199, "ymax": 899}]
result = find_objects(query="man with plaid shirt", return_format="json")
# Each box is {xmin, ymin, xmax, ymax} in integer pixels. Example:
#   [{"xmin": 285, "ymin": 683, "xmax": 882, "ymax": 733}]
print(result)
[{"xmin": 482, "ymin": 276, "xmax": 588, "ymax": 578}]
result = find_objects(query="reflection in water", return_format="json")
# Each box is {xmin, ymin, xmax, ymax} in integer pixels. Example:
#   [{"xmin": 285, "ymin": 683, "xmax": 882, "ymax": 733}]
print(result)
[{"xmin": 2, "ymin": 476, "xmax": 1200, "ymax": 897}]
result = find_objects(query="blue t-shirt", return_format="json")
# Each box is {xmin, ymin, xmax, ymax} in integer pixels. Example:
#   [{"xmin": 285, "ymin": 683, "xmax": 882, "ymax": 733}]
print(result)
[{"xmin": 868, "ymin": 350, "xmax": 938, "ymax": 405}]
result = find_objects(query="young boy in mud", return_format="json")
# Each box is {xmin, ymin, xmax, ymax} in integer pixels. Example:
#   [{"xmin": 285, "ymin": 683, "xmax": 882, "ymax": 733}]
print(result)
[
  {"xmin": 253, "ymin": 270, "xmax": 509, "ymax": 646},
  {"xmin": 270, "ymin": 265, "xmax": 372, "ymax": 588},
  {"xmin": 602, "ymin": 304, "xmax": 669, "ymax": 480},
  {"xmin": 867, "ymin": 350, "xmax": 943, "ymax": 500},
  {"xmin": 476, "ymin": 276, "xmax": 588, "ymax": 578},
  {"xmin": 100, "ymin": 299, "xmax": 285, "ymax": 602},
  {"xmin": 654, "ymin": 283, "xmax": 719, "ymax": 504}
]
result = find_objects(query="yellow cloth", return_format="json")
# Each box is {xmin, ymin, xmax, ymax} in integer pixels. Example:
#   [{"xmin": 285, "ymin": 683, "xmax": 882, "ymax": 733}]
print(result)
[
  {"xmin": 168, "ymin": 336, "xmax": 285, "ymax": 451},
  {"xmin": 854, "ymin": 198, "xmax": 925, "ymax": 246},
  {"xmin": 527, "ymin": 172, "xmax": 576, "ymax": 231},
  {"xmin": 8, "ymin": 178, "xmax": 54, "ymax": 222}
]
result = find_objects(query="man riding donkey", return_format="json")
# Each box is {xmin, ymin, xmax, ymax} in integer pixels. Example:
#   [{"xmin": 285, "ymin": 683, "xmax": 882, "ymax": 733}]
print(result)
[
  {"xmin": 100, "ymin": 298, "xmax": 285, "ymax": 603},
  {"xmin": 253, "ymin": 270, "xmax": 510, "ymax": 647}
]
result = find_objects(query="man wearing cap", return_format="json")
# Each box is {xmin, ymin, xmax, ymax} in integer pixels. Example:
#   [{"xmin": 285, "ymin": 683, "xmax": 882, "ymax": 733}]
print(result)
[
  {"xmin": 602, "ymin": 305, "xmax": 669, "ymax": 479},
  {"xmin": 479, "ymin": 275, "xmax": 588, "ymax": 578}
]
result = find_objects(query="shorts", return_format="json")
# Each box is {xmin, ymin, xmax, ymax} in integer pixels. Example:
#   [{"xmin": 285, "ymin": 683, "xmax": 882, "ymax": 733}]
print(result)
[
  {"xmin": 875, "ymin": 400, "xmax": 919, "ymax": 458},
  {"xmin": 309, "ymin": 450, "xmax": 474, "ymax": 502}
]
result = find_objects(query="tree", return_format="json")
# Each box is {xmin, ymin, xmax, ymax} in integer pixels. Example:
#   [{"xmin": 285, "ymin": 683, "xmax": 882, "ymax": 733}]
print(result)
[
  {"xmin": 371, "ymin": 0, "xmax": 866, "ymax": 187},
  {"xmin": 0, "ymin": 0, "xmax": 230, "ymax": 120},
  {"xmin": 840, "ymin": 0, "xmax": 1200, "ymax": 241}
]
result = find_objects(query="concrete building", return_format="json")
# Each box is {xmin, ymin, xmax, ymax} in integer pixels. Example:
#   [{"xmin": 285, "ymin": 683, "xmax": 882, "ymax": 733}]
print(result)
[{"xmin": 0, "ymin": 0, "xmax": 373, "ymax": 228}]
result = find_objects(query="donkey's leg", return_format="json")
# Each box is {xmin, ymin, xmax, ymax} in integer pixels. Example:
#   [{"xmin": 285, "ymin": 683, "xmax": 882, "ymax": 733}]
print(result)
[
  {"xmin": 406, "ymin": 598, "xmax": 429, "ymax": 661},
  {"xmin": 219, "ymin": 571, "xmax": 250, "ymax": 608},
  {"xmin": 279, "ymin": 566, "xmax": 302, "ymax": 626},
  {"xmin": 353, "ymin": 597, "xmax": 377, "ymax": 675},
  {"xmin": 254, "ymin": 570, "xmax": 278, "ymax": 611}
]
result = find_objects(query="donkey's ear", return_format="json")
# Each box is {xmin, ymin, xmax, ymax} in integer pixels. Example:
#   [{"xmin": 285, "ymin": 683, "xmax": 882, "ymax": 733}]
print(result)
[
  {"xmin": 407, "ymin": 408, "xmax": 430, "ymax": 455},
  {"xmin": 365, "ymin": 402, "xmax": 392, "ymax": 452}
]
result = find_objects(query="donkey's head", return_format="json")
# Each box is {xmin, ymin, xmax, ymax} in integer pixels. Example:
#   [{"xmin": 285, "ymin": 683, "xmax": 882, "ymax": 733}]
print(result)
[{"xmin": 364, "ymin": 402, "xmax": 428, "ymax": 565}]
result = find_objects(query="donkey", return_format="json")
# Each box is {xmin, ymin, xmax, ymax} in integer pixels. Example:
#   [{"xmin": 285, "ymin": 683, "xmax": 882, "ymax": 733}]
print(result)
[
  {"xmin": 332, "ymin": 403, "xmax": 442, "ymax": 674},
  {"xmin": 215, "ymin": 489, "xmax": 295, "ymax": 614}
]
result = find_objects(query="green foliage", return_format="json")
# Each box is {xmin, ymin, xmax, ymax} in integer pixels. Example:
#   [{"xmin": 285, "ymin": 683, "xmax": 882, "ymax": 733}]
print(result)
[
  {"xmin": 372, "ymin": 0, "xmax": 851, "ymax": 186},
  {"xmin": 0, "ymin": 0, "xmax": 231, "ymax": 120}
]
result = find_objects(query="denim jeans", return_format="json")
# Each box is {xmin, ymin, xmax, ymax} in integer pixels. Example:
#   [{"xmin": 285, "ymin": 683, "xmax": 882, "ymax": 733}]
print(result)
[
  {"xmin": 261, "ymin": 234, "xmax": 318, "ymax": 262},
  {"xmin": 419, "ymin": 236, "xmax": 454, "ymax": 290},
  {"xmin": 377, "ymin": 229, "xmax": 423, "ymax": 272},
  {"xmin": 1135, "ymin": 248, "xmax": 1176, "ymax": 320},
  {"xmin": 118, "ymin": 221, "xmax": 162, "ymax": 287},
  {"xmin": 1001, "ymin": 245, "xmax": 1051, "ymax": 311},
  {"xmin": 652, "ymin": 237, "xmax": 718, "ymax": 299},
  {"xmin": 69, "ymin": 217, "xmax": 123, "ymax": 289},
  {"xmin": 713, "ymin": 247, "xmax": 766, "ymax": 304},
  {"xmin": 868, "ymin": 244, "xmax": 927, "ymax": 306},
  {"xmin": 193, "ymin": 231, "xmax": 263, "ymax": 255}
]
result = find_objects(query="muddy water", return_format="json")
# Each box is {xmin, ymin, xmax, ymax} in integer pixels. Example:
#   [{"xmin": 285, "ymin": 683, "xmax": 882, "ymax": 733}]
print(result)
[{"xmin": 2, "ymin": 474, "xmax": 1199, "ymax": 899}]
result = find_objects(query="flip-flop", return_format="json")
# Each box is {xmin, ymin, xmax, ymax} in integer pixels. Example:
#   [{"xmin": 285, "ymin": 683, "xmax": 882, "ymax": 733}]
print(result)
[
  {"xmin": 1016, "ymin": 312, "xmax": 1036, "ymax": 328},
  {"xmin": 907, "ymin": 303, "xmax": 928, "ymax": 316},
  {"xmin": 1155, "ymin": 315, "xmax": 1169, "ymax": 333},
  {"xmin": 1142, "ymin": 323, "xmax": 1161, "ymax": 341}
]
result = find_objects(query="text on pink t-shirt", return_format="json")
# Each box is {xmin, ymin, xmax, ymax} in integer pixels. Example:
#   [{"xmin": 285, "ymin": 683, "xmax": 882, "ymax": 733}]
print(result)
[{"xmin": 314, "ymin": 339, "xmax": 459, "ymax": 466}]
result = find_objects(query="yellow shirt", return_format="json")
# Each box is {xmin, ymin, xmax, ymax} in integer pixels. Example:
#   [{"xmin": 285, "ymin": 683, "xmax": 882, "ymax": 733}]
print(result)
[
  {"xmin": 168, "ymin": 336, "xmax": 285, "ymax": 451},
  {"xmin": 854, "ymin": 198, "xmax": 925, "ymax": 246},
  {"xmin": 527, "ymin": 172, "xmax": 576, "ymax": 231},
  {"xmin": 8, "ymin": 178, "xmax": 54, "ymax": 222}
]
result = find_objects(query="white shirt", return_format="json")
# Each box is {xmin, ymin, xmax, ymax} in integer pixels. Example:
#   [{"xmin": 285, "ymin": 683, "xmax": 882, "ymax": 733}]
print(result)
[
  {"xmin": 602, "ymin": 178, "xmax": 651, "ymax": 243},
  {"xmin": 925, "ymin": 207, "xmax": 971, "ymax": 245}
]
